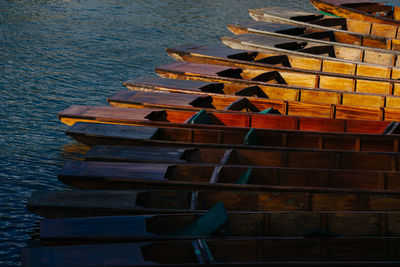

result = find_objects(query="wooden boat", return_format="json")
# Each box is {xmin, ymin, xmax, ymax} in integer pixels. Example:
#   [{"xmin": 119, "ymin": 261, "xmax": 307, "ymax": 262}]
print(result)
[
  {"xmin": 155, "ymin": 61, "xmax": 400, "ymax": 97},
  {"xmin": 66, "ymin": 122, "xmax": 400, "ymax": 153},
  {"xmin": 166, "ymin": 45, "xmax": 400, "ymax": 85},
  {"xmin": 221, "ymin": 34, "xmax": 400, "ymax": 69},
  {"xmin": 87, "ymin": 145, "xmax": 400, "ymax": 172},
  {"xmin": 122, "ymin": 77, "xmax": 400, "ymax": 113},
  {"xmin": 58, "ymin": 105, "xmax": 399, "ymax": 135},
  {"xmin": 39, "ymin": 210, "xmax": 400, "ymax": 244},
  {"xmin": 310, "ymin": 0, "xmax": 400, "ymax": 26},
  {"xmin": 227, "ymin": 21, "xmax": 400, "ymax": 53},
  {"xmin": 165, "ymin": 45, "xmax": 400, "ymax": 81},
  {"xmin": 22, "ymin": 237, "xmax": 400, "ymax": 266},
  {"xmin": 249, "ymin": 6, "xmax": 400, "ymax": 41},
  {"xmin": 59, "ymin": 161, "xmax": 400, "ymax": 191},
  {"xmin": 27, "ymin": 187, "xmax": 400, "ymax": 217}
]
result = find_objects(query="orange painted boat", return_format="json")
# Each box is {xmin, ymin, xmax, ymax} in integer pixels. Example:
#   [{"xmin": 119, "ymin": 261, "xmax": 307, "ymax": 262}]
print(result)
[
  {"xmin": 310, "ymin": 0, "xmax": 400, "ymax": 26},
  {"xmin": 58, "ymin": 105, "xmax": 399, "ymax": 135}
]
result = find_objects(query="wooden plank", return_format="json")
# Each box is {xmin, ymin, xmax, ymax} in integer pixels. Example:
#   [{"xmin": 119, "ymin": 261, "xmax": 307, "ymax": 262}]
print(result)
[
  {"xmin": 66, "ymin": 122, "xmax": 159, "ymax": 141},
  {"xmin": 86, "ymin": 145, "xmax": 188, "ymax": 164}
]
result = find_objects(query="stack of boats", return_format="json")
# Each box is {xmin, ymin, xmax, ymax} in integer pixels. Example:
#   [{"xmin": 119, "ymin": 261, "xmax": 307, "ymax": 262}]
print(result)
[{"xmin": 23, "ymin": 0, "xmax": 400, "ymax": 265}]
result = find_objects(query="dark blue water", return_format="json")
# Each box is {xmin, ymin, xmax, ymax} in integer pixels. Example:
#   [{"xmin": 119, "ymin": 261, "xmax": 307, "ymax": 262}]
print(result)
[{"xmin": 1, "ymin": 0, "xmax": 398, "ymax": 265}]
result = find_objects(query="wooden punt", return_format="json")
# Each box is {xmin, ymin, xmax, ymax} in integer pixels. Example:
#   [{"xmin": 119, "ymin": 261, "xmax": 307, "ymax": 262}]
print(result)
[
  {"xmin": 58, "ymin": 105, "xmax": 399, "ymax": 135},
  {"xmin": 310, "ymin": 0, "xmax": 400, "ymax": 27},
  {"xmin": 39, "ymin": 210, "xmax": 400, "ymax": 244},
  {"xmin": 27, "ymin": 187, "xmax": 400, "ymax": 216},
  {"xmin": 58, "ymin": 161, "xmax": 400, "ymax": 191},
  {"xmin": 166, "ymin": 45, "xmax": 400, "ymax": 83},
  {"xmin": 155, "ymin": 61, "xmax": 400, "ymax": 98},
  {"xmin": 22, "ymin": 237, "xmax": 400, "ymax": 266},
  {"xmin": 221, "ymin": 33, "xmax": 400, "ymax": 69},
  {"xmin": 66, "ymin": 122, "xmax": 400, "ymax": 153},
  {"xmin": 165, "ymin": 45, "xmax": 400, "ymax": 99},
  {"xmin": 122, "ymin": 78, "xmax": 400, "ymax": 113},
  {"xmin": 227, "ymin": 21, "xmax": 400, "ymax": 53},
  {"xmin": 165, "ymin": 46, "xmax": 400, "ymax": 81},
  {"xmin": 167, "ymin": 43, "xmax": 400, "ymax": 80},
  {"xmin": 87, "ymin": 145, "xmax": 400, "ymax": 172},
  {"xmin": 249, "ymin": 6, "xmax": 400, "ymax": 41}
]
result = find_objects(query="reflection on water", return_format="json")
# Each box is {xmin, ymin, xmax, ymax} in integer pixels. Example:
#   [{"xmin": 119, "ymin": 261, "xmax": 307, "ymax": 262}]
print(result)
[{"xmin": 1, "ymin": 0, "xmax": 398, "ymax": 265}]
